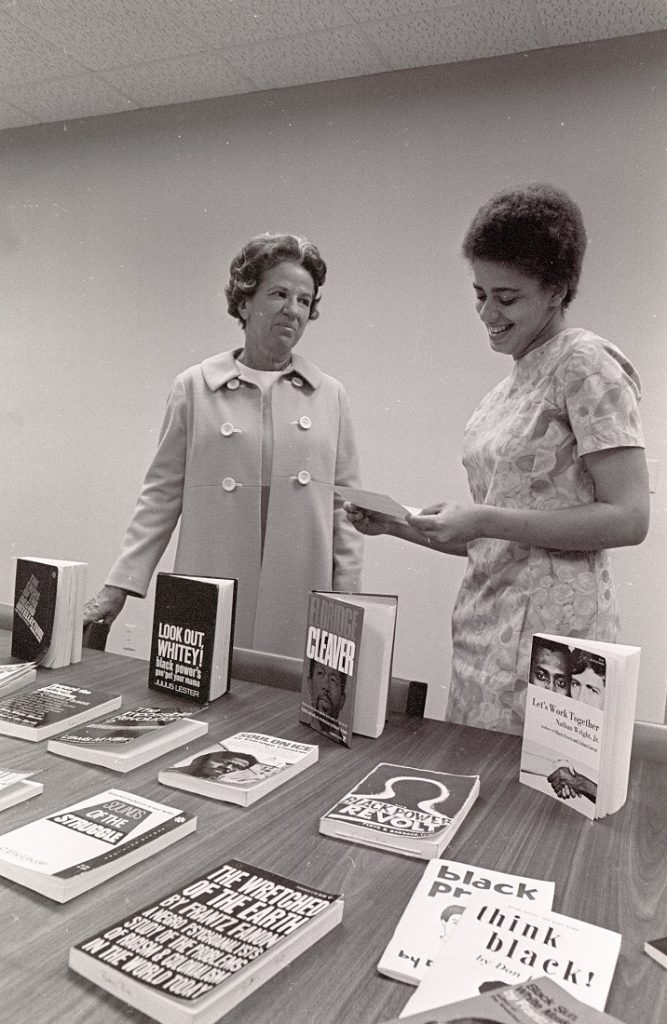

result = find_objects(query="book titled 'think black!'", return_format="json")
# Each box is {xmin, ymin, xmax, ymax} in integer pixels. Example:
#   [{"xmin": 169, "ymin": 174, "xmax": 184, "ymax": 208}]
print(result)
[
  {"xmin": 148, "ymin": 573, "xmax": 237, "ymax": 703},
  {"xmin": 69, "ymin": 859, "xmax": 344, "ymax": 1024}
]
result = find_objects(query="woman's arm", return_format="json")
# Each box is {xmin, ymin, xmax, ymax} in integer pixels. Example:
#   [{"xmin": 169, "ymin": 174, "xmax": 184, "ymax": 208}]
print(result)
[{"xmin": 406, "ymin": 446, "xmax": 649, "ymax": 552}]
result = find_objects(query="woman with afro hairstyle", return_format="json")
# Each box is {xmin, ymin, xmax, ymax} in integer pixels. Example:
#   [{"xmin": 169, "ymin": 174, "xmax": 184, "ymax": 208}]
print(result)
[
  {"xmin": 347, "ymin": 185, "xmax": 648, "ymax": 733},
  {"xmin": 85, "ymin": 233, "xmax": 363, "ymax": 657}
]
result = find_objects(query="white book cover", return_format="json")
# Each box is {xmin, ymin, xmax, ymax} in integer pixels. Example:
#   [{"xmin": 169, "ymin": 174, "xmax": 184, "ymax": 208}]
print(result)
[
  {"xmin": 0, "ymin": 788, "xmax": 196, "ymax": 901},
  {"xmin": 378, "ymin": 859, "xmax": 555, "ymax": 985},
  {"xmin": 0, "ymin": 769, "xmax": 43, "ymax": 811},
  {"xmin": 401, "ymin": 897, "xmax": 621, "ymax": 1016}
]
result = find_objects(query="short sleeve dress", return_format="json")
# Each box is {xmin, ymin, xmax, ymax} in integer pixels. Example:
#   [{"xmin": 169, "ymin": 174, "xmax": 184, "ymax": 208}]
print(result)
[{"xmin": 447, "ymin": 328, "xmax": 645, "ymax": 735}]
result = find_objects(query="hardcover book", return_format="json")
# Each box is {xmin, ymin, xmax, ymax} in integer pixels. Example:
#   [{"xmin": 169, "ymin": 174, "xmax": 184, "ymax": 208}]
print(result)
[
  {"xmin": 520, "ymin": 634, "xmax": 641, "ymax": 819},
  {"xmin": 11, "ymin": 556, "xmax": 87, "ymax": 668},
  {"xmin": 159, "ymin": 731, "xmax": 318, "ymax": 806},
  {"xmin": 69, "ymin": 859, "xmax": 344, "ymax": 1024},
  {"xmin": 47, "ymin": 706, "xmax": 209, "ymax": 772},
  {"xmin": 0, "ymin": 788, "xmax": 196, "ymax": 902},
  {"xmin": 319, "ymin": 762, "xmax": 480, "ymax": 859},
  {"xmin": 378, "ymin": 858, "xmax": 555, "ymax": 985},
  {"xmin": 0, "ymin": 769, "xmax": 43, "ymax": 811},
  {"xmin": 401, "ymin": 897, "xmax": 621, "ymax": 1016},
  {"xmin": 0, "ymin": 682, "xmax": 122, "ymax": 742},
  {"xmin": 644, "ymin": 936, "xmax": 667, "ymax": 970},
  {"xmin": 148, "ymin": 573, "xmax": 237, "ymax": 703},
  {"xmin": 377, "ymin": 976, "xmax": 627, "ymax": 1024}
]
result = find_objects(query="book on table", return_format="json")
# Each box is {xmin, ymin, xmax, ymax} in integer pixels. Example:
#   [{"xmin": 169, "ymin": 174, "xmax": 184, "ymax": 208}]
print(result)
[
  {"xmin": 159, "ymin": 731, "xmax": 318, "ymax": 806},
  {"xmin": 376, "ymin": 975, "xmax": 627, "ymax": 1024},
  {"xmin": 377, "ymin": 857, "xmax": 555, "ymax": 985},
  {"xmin": 148, "ymin": 572, "xmax": 237, "ymax": 703},
  {"xmin": 319, "ymin": 762, "xmax": 480, "ymax": 859},
  {"xmin": 400, "ymin": 896, "xmax": 622, "ymax": 1017},
  {"xmin": 0, "ymin": 659, "xmax": 37, "ymax": 697},
  {"xmin": 68, "ymin": 859, "xmax": 344, "ymax": 1024},
  {"xmin": 0, "ymin": 769, "xmax": 43, "ymax": 811},
  {"xmin": 519, "ymin": 633, "xmax": 641, "ymax": 819},
  {"xmin": 0, "ymin": 682, "xmax": 122, "ymax": 742},
  {"xmin": 0, "ymin": 787, "xmax": 196, "ymax": 902},
  {"xmin": 11, "ymin": 556, "xmax": 87, "ymax": 668},
  {"xmin": 299, "ymin": 590, "xmax": 398, "ymax": 746},
  {"xmin": 47, "ymin": 706, "xmax": 209, "ymax": 772}
]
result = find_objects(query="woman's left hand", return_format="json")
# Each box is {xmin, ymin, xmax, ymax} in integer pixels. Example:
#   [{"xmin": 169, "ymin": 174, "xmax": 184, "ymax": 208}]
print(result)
[{"xmin": 406, "ymin": 501, "xmax": 481, "ymax": 546}]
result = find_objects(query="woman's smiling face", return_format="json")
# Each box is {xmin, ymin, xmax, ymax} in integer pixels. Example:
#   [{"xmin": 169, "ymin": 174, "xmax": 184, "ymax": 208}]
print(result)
[{"xmin": 471, "ymin": 259, "xmax": 566, "ymax": 360}]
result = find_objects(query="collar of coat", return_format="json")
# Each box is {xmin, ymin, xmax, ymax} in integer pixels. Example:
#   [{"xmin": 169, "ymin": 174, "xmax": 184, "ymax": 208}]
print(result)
[{"xmin": 201, "ymin": 348, "xmax": 323, "ymax": 392}]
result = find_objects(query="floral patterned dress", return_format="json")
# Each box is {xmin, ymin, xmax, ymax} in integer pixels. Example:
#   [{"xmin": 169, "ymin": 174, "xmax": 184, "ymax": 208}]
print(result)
[{"xmin": 447, "ymin": 328, "xmax": 645, "ymax": 735}]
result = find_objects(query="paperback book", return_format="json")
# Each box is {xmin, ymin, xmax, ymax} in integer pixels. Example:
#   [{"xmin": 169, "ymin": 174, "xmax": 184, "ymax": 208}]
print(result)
[
  {"xmin": 47, "ymin": 706, "xmax": 209, "ymax": 772},
  {"xmin": 378, "ymin": 858, "xmax": 555, "ymax": 985},
  {"xmin": 0, "ymin": 787, "xmax": 196, "ymax": 902},
  {"xmin": 520, "ymin": 634, "xmax": 641, "ymax": 819},
  {"xmin": 319, "ymin": 763, "xmax": 480, "ymax": 859},
  {"xmin": 400, "ymin": 897, "xmax": 621, "ymax": 1016},
  {"xmin": 148, "ymin": 573, "xmax": 237, "ymax": 703},
  {"xmin": 69, "ymin": 859, "xmax": 344, "ymax": 1024},
  {"xmin": 11, "ymin": 556, "xmax": 87, "ymax": 668},
  {"xmin": 334, "ymin": 485, "xmax": 419, "ymax": 522},
  {"xmin": 0, "ymin": 769, "xmax": 43, "ymax": 810},
  {"xmin": 0, "ymin": 682, "xmax": 121, "ymax": 742},
  {"xmin": 378, "ymin": 976, "xmax": 627, "ymax": 1024},
  {"xmin": 159, "ymin": 731, "xmax": 318, "ymax": 806},
  {"xmin": 644, "ymin": 936, "xmax": 667, "ymax": 970},
  {"xmin": 0, "ymin": 659, "xmax": 37, "ymax": 696}
]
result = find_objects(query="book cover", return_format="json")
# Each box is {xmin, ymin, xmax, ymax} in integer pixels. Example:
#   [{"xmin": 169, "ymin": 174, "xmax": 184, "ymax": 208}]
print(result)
[
  {"xmin": 47, "ymin": 706, "xmax": 209, "ymax": 772},
  {"xmin": 69, "ymin": 859, "xmax": 343, "ymax": 1024},
  {"xmin": 299, "ymin": 591, "xmax": 364, "ymax": 746},
  {"xmin": 644, "ymin": 936, "xmax": 667, "ymax": 970},
  {"xmin": 0, "ymin": 769, "xmax": 43, "ymax": 811},
  {"xmin": 159, "ymin": 731, "xmax": 319, "ymax": 806},
  {"xmin": 378, "ymin": 858, "xmax": 555, "ymax": 985},
  {"xmin": 0, "ymin": 682, "xmax": 122, "ymax": 741},
  {"xmin": 319, "ymin": 763, "xmax": 480, "ymax": 859},
  {"xmin": 401, "ymin": 898, "xmax": 621, "ymax": 1016},
  {"xmin": 10, "ymin": 557, "xmax": 59, "ymax": 663},
  {"xmin": 0, "ymin": 660, "xmax": 37, "ymax": 697},
  {"xmin": 0, "ymin": 788, "xmax": 196, "ymax": 902},
  {"xmin": 520, "ymin": 634, "xmax": 640, "ymax": 820},
  {"xmin": 334, "ymin": 485, "xmax": 416, "ymax": 522},
  {"xmin": 377, "ymin": 976, "xmax": 626, "ymax": 1024},
  {"xmin": 148, "ymin": 573, "xmax": 237, "ymax": 703}
]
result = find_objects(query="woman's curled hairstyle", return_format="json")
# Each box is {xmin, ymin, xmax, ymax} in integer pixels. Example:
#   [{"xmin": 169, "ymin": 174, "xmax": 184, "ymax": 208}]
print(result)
[{"xmin": 225, "ymin": 233, "xmax": 327, "ymax": 327}]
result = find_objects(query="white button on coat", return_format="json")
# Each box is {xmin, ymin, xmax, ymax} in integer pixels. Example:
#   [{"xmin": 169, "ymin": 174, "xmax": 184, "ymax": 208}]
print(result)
[
  {"xmin": 297, "ymin": 470, "xmax": 311, "ymax": 486},
  {"xmin": 222, "ymin": 477, "xmax": 237, "ymax": 491},
  {"xmin": 226, "ymin": 378, "xmax": 240, "ymax": 390},
  {"xmin": 291, "ymin": 376, "xmax": 304, "ymax": 387},
  {"xmin": 298, "ymin": 416, "xmax": 312, "ymax": 430},
  {"xmin": 220, "ymin": 422, "xmax": 236, "ymax": 436}
]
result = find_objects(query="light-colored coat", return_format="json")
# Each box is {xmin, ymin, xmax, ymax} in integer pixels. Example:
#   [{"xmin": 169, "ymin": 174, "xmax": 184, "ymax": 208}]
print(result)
[{"xmin": 107, "ymin": 349, "xmax": 363, "ymax": 657}]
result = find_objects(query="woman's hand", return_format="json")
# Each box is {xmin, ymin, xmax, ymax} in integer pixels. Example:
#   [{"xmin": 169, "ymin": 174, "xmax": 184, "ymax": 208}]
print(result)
[
  {"xmin": 406, "ymin": 501, "xmax": 482, "ymax": 547},
  {"xmin": 343, "ymin": 502, "xmax": 390, "ymax": 536},
  {"xmin": 83, "ymin": 585, "xmax": 128, "ymax": 626}
]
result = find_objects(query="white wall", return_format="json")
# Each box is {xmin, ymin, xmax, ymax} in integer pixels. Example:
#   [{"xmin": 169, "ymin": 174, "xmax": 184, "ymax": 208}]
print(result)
[{"xmin": 2, "ymin": 31, "xmax": 665, "ymax": 720}]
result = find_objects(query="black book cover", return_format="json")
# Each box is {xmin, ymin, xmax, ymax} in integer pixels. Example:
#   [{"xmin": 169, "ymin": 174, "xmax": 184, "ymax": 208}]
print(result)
[{"xmin": 11, "ymin": 558, "xmax": 59, "ymax": 663}]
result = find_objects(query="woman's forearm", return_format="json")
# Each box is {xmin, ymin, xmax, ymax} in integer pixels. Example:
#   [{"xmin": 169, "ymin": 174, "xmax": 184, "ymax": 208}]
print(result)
[{"xmin": 476, "ymin": 500, "xmax": 648, "ymax": 551}]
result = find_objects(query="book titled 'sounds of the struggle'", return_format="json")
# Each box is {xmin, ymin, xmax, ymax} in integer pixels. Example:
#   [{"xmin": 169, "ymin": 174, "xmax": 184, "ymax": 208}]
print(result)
[
  {"xmin": 520, "ymin": 633, "xmax": 641, "ymax": 819},
  {"xmin": 379, "ymin": 976, "xmax": 627, "ymax": 1024},
  {"xmin": 149, "ymin": 573, "xmax": 237, "ymax": 703},
  {"xmin": 0, "ymin": 788, "xmax": 196, "ymax": 902},
  {"xmin": 0, "ymin": 682, "xmax": 122, "ymax": 741},
  {"xmin": 400, "ymin": 897, "xmax": 622, "ymax": 1017},
  {"xmin": 319, "ymin": 763, "xmax": 480, "ymax": 859},
  {"xmin": 378, "ymin": 858, "xmax": 555, "ymax": 985},
  {"xmin": 47, "ymin": 706, "xmax": 209, "ymax": 772},
  {"xmin": 11, "ymin": 556, "xmax": 87, "ymax": 668},
  {"xmin": 159, "ymin": 731, "xmax": 318, "ymax": 806},
  {"xmin": 69, "ymin": 859, "xmax": 344, "ymax": 1024}
]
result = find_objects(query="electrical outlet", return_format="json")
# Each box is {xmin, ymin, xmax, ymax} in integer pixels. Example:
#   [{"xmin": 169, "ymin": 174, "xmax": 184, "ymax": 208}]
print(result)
[{"xmin": 123, "ymin": 624, "xmax": 137, "ymax": 651}]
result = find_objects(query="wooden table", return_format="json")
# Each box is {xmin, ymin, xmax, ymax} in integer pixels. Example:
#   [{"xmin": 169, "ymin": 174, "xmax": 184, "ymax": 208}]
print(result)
[{"xmin": 0, "ymin": 640, "xmax": 665, "ymax": 1024}]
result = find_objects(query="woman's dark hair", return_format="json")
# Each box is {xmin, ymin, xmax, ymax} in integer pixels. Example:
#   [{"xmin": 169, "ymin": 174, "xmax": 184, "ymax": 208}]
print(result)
[
  {"xmin": 462, "ymin": 184, "xmax": 587, "ymax": 308},
  {"xmin": 225, "ymin": 233, "xmax": 327, "ymax": 328}
]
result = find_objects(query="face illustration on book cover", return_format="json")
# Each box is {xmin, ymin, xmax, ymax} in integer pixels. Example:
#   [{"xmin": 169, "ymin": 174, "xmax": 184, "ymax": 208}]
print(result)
[{"xmin": 169, "ymin": 746, "xmax": 270, "ymax": 784}]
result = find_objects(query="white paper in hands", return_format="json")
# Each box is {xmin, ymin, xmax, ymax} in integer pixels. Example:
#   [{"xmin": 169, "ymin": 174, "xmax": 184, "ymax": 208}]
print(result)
[{"xmin": 334, "ymin": 486, "xmax": 419, "ymax": 521}]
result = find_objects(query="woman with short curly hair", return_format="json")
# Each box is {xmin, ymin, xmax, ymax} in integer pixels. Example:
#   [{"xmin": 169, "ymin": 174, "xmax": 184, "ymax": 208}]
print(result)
[
  {"xmin": 347, "ymin": 184, "xmax": 649, "ymax": 734},
  {"xmin": 85, "ymin": 233, "xmax": 363, "ymax": 657}
]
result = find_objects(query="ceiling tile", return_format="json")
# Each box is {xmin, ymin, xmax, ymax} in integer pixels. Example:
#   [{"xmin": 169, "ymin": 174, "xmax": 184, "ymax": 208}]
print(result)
[
  {"xmin": 4, "ymin": 0, "xmax": 206, "ymax": 70},
  {"xmin": 161, "ymin": 0, "xmax": 355, "ymax": 47},
  {"xmin": 341, "ymin": 0, "xmax": 462, "ymax": 18},
  {"xmin": 535, "ymin": 0, "xmax": 667, "ymax": 46},
  {"xmin": 361, "ymin": 0, "xmax": 545, "ymax": 69},
  {"xmin": 2, "ymin": 71, "xmax": 139, "ymax": 123},
  {"xmin": 228, "ymin": 25, "xmax": 391, "ymax": 91},
  {"xmin": 100, "ymin": 52, "xmax": 256, "ymax": 109},
  {"xmin": 0, "ymin": 10, "xmax": 84, "ymax": 85},
  {"xmin": 0, "ymin": 97, "xmax": 39, "ymax": 130}
]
